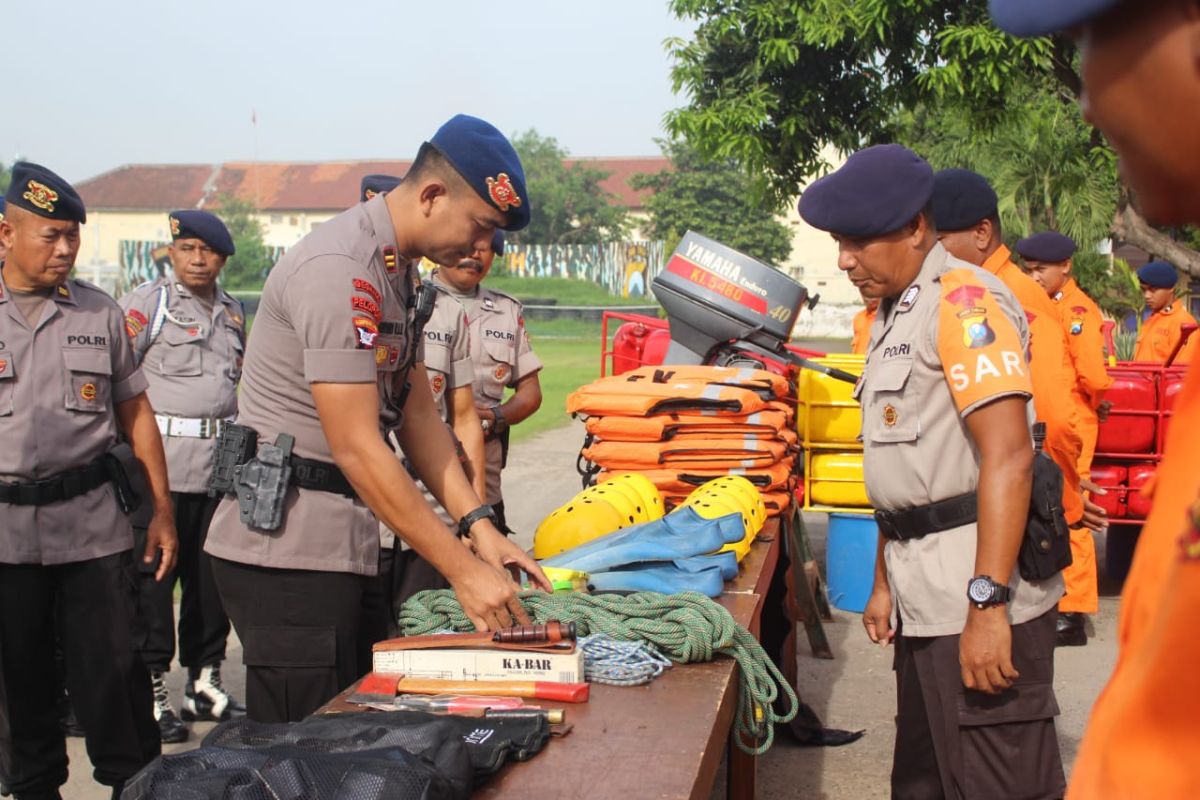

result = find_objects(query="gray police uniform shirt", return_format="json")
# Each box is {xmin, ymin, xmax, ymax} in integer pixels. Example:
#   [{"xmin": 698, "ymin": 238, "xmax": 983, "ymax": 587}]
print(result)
[
  {"xmin": 119, "ymin": 278, "xmax": 246, "ymax": 493},
  {"xmin": 457, "ymin": 282, "xmax": 541, "ymax": 506},
  {"xmin": 383, "ymin": 283, "xmax": 474, "ymax": 547},
  {"xmin": 0, "ymin": 274, "xmax": 148, "ymax": 565},
  {"xmin": 854, "ymin": 243, "xmax": 1063, "ymax": 637},
  {"xmin": 204, "ymin": 194, "xmax": 422, "ymax": 576}
]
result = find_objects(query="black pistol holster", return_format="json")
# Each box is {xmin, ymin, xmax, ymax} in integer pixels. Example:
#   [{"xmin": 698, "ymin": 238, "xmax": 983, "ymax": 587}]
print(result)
[{"xmin": 208, "ymin": 422, "xmax": 358, "ymax": 533}]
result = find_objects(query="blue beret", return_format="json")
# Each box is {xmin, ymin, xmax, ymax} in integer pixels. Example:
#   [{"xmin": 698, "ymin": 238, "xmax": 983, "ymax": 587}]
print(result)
[
  {"xmin": 989, "ymin": 0, "xmax": 1122, "ymax": 37},
  {"xmin": 797, "ymin": 144, "xmax": 933, "ymax": 237},
  {"xmin": 932, "ymin": 169, "xmax": 998, "ymax": 232},
  {"xmin": 429, "ymin": 114, "xmax": 530, "ymax": 231},
  {"xmin": 1137, "ymin": 260, "xmax": 1178, "ymax": 289},
  {"xmin": 360, "ymin": 174, "xmax": 401, "ymax": 203},
  {"xmin": 4, "ymin": 161, "xmax": 86, "ymax": 223},
  {"xmin": 1015, "ymin": 231, "xmax": 1076, "ymax": 262},
  {"xmin": 169, "ymin": 210, "xmax": 235, "ymax": 257},
  {"xmin": 491, "ymin": 230, "xmax": 505, "ymax": 257}
]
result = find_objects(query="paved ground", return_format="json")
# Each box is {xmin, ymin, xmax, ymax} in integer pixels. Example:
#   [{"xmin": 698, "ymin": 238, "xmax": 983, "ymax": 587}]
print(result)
[{"xmin": 67, "ymin": 418, "xmax": 1120, "ymax": 798}]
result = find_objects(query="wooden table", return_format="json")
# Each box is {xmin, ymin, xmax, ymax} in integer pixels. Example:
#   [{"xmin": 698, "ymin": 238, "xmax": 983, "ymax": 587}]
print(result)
[{"xmin": 322, "ymin": 519, "xmax": 783, "ymax": 800}]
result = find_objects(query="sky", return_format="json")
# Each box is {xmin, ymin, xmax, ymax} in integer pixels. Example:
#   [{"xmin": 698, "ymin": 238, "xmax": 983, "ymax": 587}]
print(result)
[{"xmin": 1, "ymin": 0, "xmax": 695, "ymax": 183}]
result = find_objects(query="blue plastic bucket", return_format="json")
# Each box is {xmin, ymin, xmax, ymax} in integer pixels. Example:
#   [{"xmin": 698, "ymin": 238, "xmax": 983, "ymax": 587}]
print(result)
[{"xmin": 826, "ymin": 512, "xmax": 878, "ymax": 613}]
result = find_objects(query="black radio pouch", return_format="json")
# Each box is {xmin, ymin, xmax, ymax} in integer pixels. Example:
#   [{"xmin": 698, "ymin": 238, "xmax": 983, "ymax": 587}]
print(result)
[{"xmin": 1018, "ymin": 426, "xmax": 1073, "ymax": 582}]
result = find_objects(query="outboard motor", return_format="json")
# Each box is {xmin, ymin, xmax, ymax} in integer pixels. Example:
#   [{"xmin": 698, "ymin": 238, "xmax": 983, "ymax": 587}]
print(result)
[{"xmin": 652, "ymin": 231, "xmax": 856, "ymax": 383}]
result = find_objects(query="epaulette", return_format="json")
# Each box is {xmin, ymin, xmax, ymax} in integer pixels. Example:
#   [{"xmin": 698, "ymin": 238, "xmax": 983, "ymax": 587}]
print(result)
[{"xmin": 482, "ymin": 286, "xmax": 523, "ymax": 309}]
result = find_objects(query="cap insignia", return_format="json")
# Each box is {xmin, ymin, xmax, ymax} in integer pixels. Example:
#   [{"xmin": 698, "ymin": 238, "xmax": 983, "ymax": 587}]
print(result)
[
  {"xmin": 486, "ymin": 173, "xmax": 521, "ymax": 212},
  {"xmin": 24, "ymin": 180, "xmax": 58, "ymax": 213}
]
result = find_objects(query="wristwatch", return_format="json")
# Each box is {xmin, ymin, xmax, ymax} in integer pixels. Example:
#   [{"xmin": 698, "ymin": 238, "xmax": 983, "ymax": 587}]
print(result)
[
  {"xmin": 966, "ymin": 575, "xmax": 1012, "ymax": 609},
  {"xmin": 491, "ymin": 405, "xmax": 509, "ymax": 435},
  {"xmin": 457, "ymin": 504, "xmax": 498, "ymax": 537}
]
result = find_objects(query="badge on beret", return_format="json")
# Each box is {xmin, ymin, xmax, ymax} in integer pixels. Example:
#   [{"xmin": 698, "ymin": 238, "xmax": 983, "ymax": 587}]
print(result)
[
  {"xmin": 364, "ymin": 189, "xmax": 378, "ymax": 201},
  {"xmin": 486, "ymin": 173, "xmax": 521, "ymax": 212},
  {"xmin": 430, "ymin": 373, "xmax": 445, "ymax": 394},
  {"xmin": 882, "ymin": 404, "xmax": 899, "ymax": 427},
  {"xmin": 945, "ymin": 285, "xmax": 996, "ymax": 349},
  {"xmin": 169, "ymin": 216, "xmax": 181, "ymax": 236},
  {"xmin": 80, "ymin": 382, "xmax": 97, "ymax": 401},
  {"xmin": 24, "ymin": 180, "xmax": 58, "ymax": 213}
]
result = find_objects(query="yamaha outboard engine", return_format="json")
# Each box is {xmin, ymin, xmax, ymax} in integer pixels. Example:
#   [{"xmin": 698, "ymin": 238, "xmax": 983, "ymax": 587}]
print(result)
[{"xmin": 652, "ymin": 231, "xmax": 856, "ymax": 382}]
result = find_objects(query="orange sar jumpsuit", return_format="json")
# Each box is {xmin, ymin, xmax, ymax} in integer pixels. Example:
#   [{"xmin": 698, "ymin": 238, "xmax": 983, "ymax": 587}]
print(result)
[
  {"xmin": 1054, "ymin": 279, "xmax": 1111, "ymax": 615},
  {"xmin": 1134, "ymin": 302, "xmax": 1198, "ymax": 364},
  {"xmin": 1067, "ymin": 360, "xmax": 1200, "ymax": 798},
  {"xmin": 851, "ymin": 305, "xmax": 878, "ymax": 355},
  {"xmin": 980, "ymin": 247, "xmax": 1094, "ymax": 611}
]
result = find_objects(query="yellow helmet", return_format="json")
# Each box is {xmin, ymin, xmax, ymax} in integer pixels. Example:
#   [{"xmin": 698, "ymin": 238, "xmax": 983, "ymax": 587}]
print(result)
[
  {"xmin": 533, "ymin": 496, "xmax": 625, "ymax": 559},
  {"xmin": 685, "ymin": 476, "xmax": 765, "ymax": 534},
  {"xmin": 601, "ymin": 472, "xmax": 664, "ymax": 520},
  {"xmin": 584, "ymin": 480, "xmax": 652, "ymax": 524}
]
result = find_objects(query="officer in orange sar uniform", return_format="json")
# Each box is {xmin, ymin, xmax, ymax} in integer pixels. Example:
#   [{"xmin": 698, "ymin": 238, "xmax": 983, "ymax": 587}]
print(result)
[
  {"xmin": 1, "ymin": 163, "xmax": 178, "ymax": 800},
  {"xmin": 990, "ymin": 0, "xmax": 1200, "ymax": 795},
  {"xmin": 203, "ymin": 116, "xmax": 550, "ymax": 724},
  {"xmin": 931, "ymin": 170, "xmax": 1105, "ymax": 648},
  {"xmin": 431, "ymin": 230, "xmax": 542, "ymax": 535},
  {"xmin": 1133, "ymin": 260, "xmax": 1197, "ymax": 364},
  {"xmin": 801, "ymin": 145, "xmax": 1066, "ymax": 799},
  {"xmin": 1017, "ymin": 231, "xmax": 1115, "ymax": 643},
  {"xmin": 850, "ymin": 293, "xmax": 879, "ymax": 354}
]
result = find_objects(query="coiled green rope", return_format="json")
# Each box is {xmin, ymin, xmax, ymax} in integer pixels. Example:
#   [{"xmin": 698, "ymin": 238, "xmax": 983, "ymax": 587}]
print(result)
[{"xmin": 398, "ymin": 589, "xmax": 797, "ymax": 755}]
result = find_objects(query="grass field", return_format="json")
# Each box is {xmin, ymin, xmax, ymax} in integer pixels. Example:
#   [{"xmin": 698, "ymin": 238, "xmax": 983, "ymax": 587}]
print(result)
[
  {"xmin": 485, "ymin": 275, "xmax": 657, "ymax": 307},
  {"xmin": 511, "ymin": 318, "xmax": 607, "ymax": 442}
]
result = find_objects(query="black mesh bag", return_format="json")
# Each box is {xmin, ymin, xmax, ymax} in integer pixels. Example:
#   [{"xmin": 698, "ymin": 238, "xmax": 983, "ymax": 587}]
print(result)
[{"xmin": 121, "ymin": 710, "xmax": 551, "ymax": 800}]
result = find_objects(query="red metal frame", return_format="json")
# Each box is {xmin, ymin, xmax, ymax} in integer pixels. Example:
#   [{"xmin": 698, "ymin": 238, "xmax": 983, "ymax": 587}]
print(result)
[{"xmin": 1091, "ymin": 360, "xmax": 1188, "ymax": 525}]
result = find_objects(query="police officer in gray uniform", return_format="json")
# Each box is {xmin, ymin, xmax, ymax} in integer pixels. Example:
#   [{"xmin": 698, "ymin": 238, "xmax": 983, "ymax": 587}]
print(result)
[
  {"xmin": 119, "ymin": 210, "xmax": 247, "ymax": 742},
  {"xmin": 431, "ymin": 231, "xmax": 542, "ymax": 533},
  {"xmin": 0, "ymin": 162, "xmax": 177, "ymax": 800},
  {"xmin": 204, "ymin": 116, "xmax": 550, "ymax": 723}
]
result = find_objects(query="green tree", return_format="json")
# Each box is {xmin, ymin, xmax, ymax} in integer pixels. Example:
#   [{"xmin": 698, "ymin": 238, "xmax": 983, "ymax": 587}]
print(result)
[
  {"xmin": 631, "ymin": 140, "xmax": 792, "ymax": 265},
  {"xmin": 0, "ymin": 162, "xmax": 10, "ymax": 194},
  {"xmin": 664, "ymin": 0, "xmax": 1200, "ymax": 278},
  {"xmin": 211, "ymin": 194, "xmax": 272, "ymax": 290},
  {"xmin": 509, "ymin": 130, "xmax": 631, "ymax": 245}
]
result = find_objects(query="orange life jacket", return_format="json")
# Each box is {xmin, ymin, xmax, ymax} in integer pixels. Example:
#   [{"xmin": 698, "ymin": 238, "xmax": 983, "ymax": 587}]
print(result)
[
  {"xmin": 567, "ymin": 365, "xmax": 793, "ymax": 418},
  {"xmin": 584, "ymin": 408, "xmax": 796, "ymax": 443},
  {"xmin": 582, "ymin": 438, "xmax": 792, "ymax": 470}
]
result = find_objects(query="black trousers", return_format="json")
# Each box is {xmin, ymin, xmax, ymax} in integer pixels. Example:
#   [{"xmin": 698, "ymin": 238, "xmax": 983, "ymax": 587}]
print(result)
[
  {"xmin": 0, "ymin": 552, "xmax": 160, "ymax": 795},
  {"xmin": 357, "ymin": 545, "xmax": 450, "ymax": 677},
  {"xmin": 211, "ymin": 557, "xmax": 365, "ymax": 723},
  {"xmin": 134, "ymin": 492, "xmax": 231, "ymax": 673},
  {"xmin": 892, "ymin": 609, "xmax": 1065, "ymax": 800}
]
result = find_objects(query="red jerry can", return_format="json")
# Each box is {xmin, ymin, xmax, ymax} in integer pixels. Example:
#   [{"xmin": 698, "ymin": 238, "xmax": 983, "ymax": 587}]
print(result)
[
  {"xmin": 641, "ymin": 328, "xmax": 672, "ymax": 367},
  {"xmin": 1097, "ymin": 369, "xmax": 1156, "ymax": 454},
  {"xmin": 1089, "ymin": 463, "xmax": 1128, "ymax": 519},
  {"xmin": 611, "ymin": 323, "xmax": 650, "ymax": 376},
  {"xmin": 1126, "ymin": 463, "xmax": 1157, "ymax": 519}
]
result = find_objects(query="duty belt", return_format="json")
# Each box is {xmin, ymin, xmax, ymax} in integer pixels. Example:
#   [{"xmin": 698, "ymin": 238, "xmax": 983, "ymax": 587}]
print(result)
[
  {"xmin": 874, "ymin": 492, "xmax": 978, "ymax": 541},
  {"xmin": 290, "ymin": 455, "xmax": 357, "ymax": 498},
  {"xmin": 0, "ymin": 457, "xmax": 113, "ymax": 506},
  {"xmin": 156, "ymin": 414, "xmax": 227, "ymax": 439}
]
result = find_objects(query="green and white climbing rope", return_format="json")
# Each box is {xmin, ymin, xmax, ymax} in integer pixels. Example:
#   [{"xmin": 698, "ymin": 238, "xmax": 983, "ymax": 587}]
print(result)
[{"xmin": 398, "ymin": 590, "xmax": 798, "ymax": 755}]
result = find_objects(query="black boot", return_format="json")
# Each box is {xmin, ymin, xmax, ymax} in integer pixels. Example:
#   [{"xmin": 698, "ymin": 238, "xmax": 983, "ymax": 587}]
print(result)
[
  {"xmin": 181, "ymin": 663, "xmax": 246, "ymax": 722},
  {"xmin": 151, "ymin": 671, "xmax": 189, "ymax": 743},
  {"xmin": 1056, "ymin": 612, "xmax": 1088, "ymax": 647}
]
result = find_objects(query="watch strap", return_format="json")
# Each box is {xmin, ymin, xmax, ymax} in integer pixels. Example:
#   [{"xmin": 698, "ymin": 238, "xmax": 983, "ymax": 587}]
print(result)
[{"xmin": 457, "ymin": 504, "xmax": 496, "ymax": 537}]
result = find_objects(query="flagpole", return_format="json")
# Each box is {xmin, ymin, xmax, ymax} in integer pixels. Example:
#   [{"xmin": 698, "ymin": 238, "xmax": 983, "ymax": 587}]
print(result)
[{"xmin": 252, "ymin": 108, "xmax": 260, "ymax": 210}]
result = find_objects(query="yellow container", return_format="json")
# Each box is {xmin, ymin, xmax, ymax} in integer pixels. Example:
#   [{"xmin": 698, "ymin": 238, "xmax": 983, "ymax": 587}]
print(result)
[
  {"xmin": 798, "ymin": 354, "xmax": 866, "ymax": 447},
  {"xmin": 806, "ymin": 451, "xmax": 871, "ymax": 509}
]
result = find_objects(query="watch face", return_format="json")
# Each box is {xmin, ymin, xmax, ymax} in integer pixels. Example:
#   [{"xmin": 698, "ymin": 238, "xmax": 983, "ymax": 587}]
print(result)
[{"xmin": 968, "ymin": 578, "xmax": 993, "ymax": 604}]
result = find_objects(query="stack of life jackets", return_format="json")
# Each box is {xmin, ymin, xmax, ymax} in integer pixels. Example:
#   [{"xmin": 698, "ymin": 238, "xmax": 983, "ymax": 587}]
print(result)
[{"xmin": 568, "ymin": 365, "xmax": 799, "ymax": 515}]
